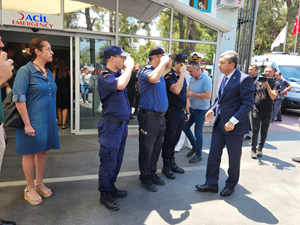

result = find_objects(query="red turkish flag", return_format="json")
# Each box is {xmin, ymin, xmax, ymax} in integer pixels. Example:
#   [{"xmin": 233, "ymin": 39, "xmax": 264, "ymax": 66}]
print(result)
[{"xmin": 292, "ymin": 8, "xmax": 300, "ymax": 37}]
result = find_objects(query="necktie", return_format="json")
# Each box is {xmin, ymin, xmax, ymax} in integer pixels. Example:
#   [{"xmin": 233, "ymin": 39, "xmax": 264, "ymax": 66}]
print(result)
[{"xmin": 219, "ymin": 76, "xmax": 228, "ymax": 98}]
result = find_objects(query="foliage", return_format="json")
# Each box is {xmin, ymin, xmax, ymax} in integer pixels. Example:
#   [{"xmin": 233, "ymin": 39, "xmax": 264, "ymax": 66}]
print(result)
[
  {"xmin": 254, "ymin": 0, "xmax": 300, "ymax": 55},
  {"xmin": 64, "ymin": 5, "xmax": 217, "ymax": 67}
]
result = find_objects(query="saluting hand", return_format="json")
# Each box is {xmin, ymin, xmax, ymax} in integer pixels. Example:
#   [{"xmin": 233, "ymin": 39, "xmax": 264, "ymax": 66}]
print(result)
[
  {"xmin": 180, "ymin": 65, "xmax": 187, "ymax": 76},
  {"xmin": 124, "ymin": 56, "xmax": 134, "ymax": 70},
  {"xmin": 160, "ymin": 55, "xmax": 170, "ymax": 65}
]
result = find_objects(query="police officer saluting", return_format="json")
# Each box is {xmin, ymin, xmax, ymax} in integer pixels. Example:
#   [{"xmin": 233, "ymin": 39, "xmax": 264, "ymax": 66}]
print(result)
[
  {"xmin": 138, "ymin": 45, "xmax": 170, "ymax": 192},
  {"xmin": 161, "ymin": 54, "xmax": 190, "ymax": 179},
  {"xmin": 97, "ymin": 46, "xmax": 134, "ymax": 211}
]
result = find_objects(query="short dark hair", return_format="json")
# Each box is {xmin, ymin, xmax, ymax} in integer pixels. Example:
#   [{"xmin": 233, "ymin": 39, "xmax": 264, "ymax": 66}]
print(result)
[
  {"xmin": 250, "ymin": 64, "xmax": 258, "ymax": 70},
  {"xmin": 220, "ymin": 51, "xmax": 238, "ymax": 68},
  {"xmin": 275, "ymin": 71, "xmax": 282, "ymax": 76}
]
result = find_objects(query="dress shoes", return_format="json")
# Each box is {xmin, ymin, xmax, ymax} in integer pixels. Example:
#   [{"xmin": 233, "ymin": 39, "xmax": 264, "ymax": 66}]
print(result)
[
  {"xmin": 243, "ymin": 135, "xmax": 251, "ymax": 141},
  {"xmin": 292, "ymin": 157, "xmax": 300, "ymax": 163},
  {"xmin": 274, "ymin": 119, "xmax": 282, "ymax": 122},
  {"xmin": 109, "ymin": 185, "xmax": 127, "ymax": 198},
  {"xmin": 186, "ymin": 148, "xmax": 196, "ymax": 157},
  {"xmin": 251, "ymin": 151, "xmax": 257, "ymax": 159},
  {"xmin": 151, "ymin": 173, "xmax": 165, "ymax": 186},
  {"xmin": 256, "ymin": 149, "xmax": 263, "ymax": 157},
  {"xmin": 220, "ymin": 187, "xmax": 234, "ymax": 197},
  {"xmin": 140, "ymin": 178, "xmax": 157, "ymax": 192},
  {"xmin": 189, "ymin": 155, "xmax": 202, "ymax": 163},
  {"xmin": 100, "ymin": 191, "xmax": 120, "ymax": 211},
  {"xmin": 195, "ymin": 184, "xmax": 218, "ymax": 193},
  {"xmin": 0, "ymin": 218, "xmax": 16, "ymax": 225}
]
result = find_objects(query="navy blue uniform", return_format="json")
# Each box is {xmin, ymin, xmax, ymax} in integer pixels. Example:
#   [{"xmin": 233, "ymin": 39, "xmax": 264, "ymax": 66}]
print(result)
[
  {"xmin": 162, "ymin": 69, "xmax": 187, "ymax": 160},
  {"xmin": 138, "ymin": 63, "xmax": 168, "ymax": 180},
  {"xmin": 97, "ymin": 67, "xmax": 131, "ymax": 192}
]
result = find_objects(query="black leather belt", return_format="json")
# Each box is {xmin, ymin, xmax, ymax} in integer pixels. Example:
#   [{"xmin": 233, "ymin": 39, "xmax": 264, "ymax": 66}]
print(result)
[
  {"xmin": 169, "ymin": 106, "xmax": 184, "ymax": 111},
  {"xmin": 102, "ymin": 115, "xmax": 129, "ymax": 125},
  {"xmin": 139, "ymin": 108, "xmax": 165, "ymax": 117}
]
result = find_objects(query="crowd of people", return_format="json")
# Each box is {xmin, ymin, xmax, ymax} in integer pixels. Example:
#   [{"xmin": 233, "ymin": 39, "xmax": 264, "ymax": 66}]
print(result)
[{"xmin": 0, "ymin": 36, "xmax": 299, "ymax": 223}]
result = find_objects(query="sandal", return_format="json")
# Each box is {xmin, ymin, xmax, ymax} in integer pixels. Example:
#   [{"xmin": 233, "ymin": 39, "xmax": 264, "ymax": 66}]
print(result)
[
  {"xmin": 62, "ymin": 124, "xmax": 69, "ymax": 129},
  {"xmin": 24, "ymin": 187, "xmax": 43, "ymax": 205},
  {"xmin": 36, "ymin": 183, "xmax": 53, "ymax": 198},
  {"xmin": 57, "ymin": 121, "xmax": 62, "ymax": 126}
]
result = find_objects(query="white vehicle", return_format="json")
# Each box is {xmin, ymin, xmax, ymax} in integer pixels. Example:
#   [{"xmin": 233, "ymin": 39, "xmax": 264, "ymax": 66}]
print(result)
[{"xmin": 251, "ymin": 52, "xmax": 300, "ymax": 113}]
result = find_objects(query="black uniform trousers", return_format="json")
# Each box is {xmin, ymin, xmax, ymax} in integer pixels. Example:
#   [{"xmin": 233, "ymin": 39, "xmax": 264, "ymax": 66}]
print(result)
[
  {"xmin": 251, "ymin": 110, "xmax": 272, "ymax": 151},
  {"xmin": 138, "ymin": 111, "xmax": 166, "ymax": 180},
  {"xmin": 161, "ymin": 110, "xmax": 185, "ymax": 160},
  {"xmin": 205, "ymin": 118, "xmax": 243, "ymax": 189}
]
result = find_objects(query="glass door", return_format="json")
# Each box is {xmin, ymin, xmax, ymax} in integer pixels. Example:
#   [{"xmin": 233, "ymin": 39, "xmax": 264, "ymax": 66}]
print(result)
[{"xmin": 72, "ymin": 34, "xmax": 114, "ymax": 134}]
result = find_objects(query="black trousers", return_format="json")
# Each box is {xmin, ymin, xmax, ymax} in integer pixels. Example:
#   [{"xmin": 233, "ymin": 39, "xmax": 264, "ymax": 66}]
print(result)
[
  {"xmin": 161, "ymin": 110, "xmax": 185, "ymax": 160},
  {"xmin": 138, "ymin": 112, "xmax": 166, "ymax": 180},
  {"xmin": 251, "ymin": 110, "xmax": 272, "ymax": 151}
]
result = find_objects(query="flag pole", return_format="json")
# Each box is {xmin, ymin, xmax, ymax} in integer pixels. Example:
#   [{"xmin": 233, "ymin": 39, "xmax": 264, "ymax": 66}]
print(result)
[
  {"xmin": 284, "ymin": 22, "xmax": 288, "ymax": 52},
  {"xmin": 294, "ymin": 4, "xmax": 300, "ymax": 52}
]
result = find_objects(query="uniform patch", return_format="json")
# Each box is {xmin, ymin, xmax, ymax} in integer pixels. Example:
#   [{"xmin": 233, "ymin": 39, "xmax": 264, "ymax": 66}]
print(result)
[
  {"xmin": 140, "ymin": 128, "xmax": 147, "ymax": 135},
  {"xmin": 145, "ymin": 65, "xmax": 152, "ymax": 69},
  {"xmin": 103, "ymin": 73, "xmax": 111, "ymax": 79},
  {"xmin": 165, "ymin": 76, "xmax": 170, "ymax": 79}
]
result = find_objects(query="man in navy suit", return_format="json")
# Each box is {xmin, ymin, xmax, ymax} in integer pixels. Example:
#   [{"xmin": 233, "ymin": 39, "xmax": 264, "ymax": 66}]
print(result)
[{"xmin": 195, "ymin": 51, "xmax": 254, "ymax": 197}]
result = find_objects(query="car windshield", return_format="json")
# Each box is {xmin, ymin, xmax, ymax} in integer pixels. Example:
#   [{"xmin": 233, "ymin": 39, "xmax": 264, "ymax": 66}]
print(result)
[{"xmin": 278, "ymin": 65, "xmax": 300, "ymax": 82}]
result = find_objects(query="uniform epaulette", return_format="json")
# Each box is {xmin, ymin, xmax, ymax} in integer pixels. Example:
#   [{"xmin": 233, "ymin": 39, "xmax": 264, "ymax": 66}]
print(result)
[
  {"xmin": 103, "ymin": 70, "xmax": 111, "ymax": 79},
  {"xmin": 144, "ymin": 65, "xmax": 152, "ymax": 69}
]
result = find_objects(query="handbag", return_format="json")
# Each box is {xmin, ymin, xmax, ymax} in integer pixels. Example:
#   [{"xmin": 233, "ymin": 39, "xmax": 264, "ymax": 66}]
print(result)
[{"xmin": 3, "ymin": 91, "xmax": 24, "ymax": 128}]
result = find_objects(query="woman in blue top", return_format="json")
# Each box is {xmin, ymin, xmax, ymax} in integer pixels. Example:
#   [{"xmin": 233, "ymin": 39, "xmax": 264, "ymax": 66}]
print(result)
[{"xmin": 12, "ymin": 37, "xmax": 60, "ymax": 205}]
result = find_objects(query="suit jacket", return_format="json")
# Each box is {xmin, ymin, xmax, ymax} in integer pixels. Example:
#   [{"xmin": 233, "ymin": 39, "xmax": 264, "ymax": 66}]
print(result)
[{"xmin": 211, "ymin": 69, "xmax": 254, "ymax": 135}]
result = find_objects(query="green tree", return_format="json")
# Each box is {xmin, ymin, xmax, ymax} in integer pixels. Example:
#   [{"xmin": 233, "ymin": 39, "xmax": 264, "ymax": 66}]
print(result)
[{"xmin": 253, "ymin": 0, "xmax": 300, "ymax": 55}]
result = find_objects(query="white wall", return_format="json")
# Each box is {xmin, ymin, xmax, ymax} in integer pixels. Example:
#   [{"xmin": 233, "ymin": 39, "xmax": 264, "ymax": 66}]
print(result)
[{"xmin": 216, "ymin": 8, "xmax": 239, "ymax": 54}]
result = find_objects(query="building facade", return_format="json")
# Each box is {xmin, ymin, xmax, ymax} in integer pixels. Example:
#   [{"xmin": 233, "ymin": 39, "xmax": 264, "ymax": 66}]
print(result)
[{"xmin": 0, "ymin": 0, "xmax": 242, "ymax": 134}]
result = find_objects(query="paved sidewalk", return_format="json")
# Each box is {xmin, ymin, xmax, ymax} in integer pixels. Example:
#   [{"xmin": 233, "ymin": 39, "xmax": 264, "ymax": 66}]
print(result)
[{"xmin": 0, "ymin": 112, "xmax": 300, "ymax": 225}]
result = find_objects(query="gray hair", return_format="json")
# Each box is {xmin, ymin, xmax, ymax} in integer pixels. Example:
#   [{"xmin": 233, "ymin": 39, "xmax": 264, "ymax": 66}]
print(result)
[
  {"xmin": 189, "ymin": 61, "xmax": 200, "ymax": 69},
  {"xmin": 220, "ymin": 51, "xmax": 239, "ymax": 68}
]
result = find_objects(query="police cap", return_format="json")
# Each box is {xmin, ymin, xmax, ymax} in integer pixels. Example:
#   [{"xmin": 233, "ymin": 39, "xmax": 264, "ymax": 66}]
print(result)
[
  {"xmin": 149, "ymin": 45, "xmax": 169, "ymax": 56},
  {"xmin": 104, "ymin": 46, "xmax": 131, "ymax": 59},
  {"xmin": 174, "ymin": 54, "xmax": 189, "ymax": 66},
  {"xmin": 190, "ymin": 52, "xmax": 205, "ymax": 62}
]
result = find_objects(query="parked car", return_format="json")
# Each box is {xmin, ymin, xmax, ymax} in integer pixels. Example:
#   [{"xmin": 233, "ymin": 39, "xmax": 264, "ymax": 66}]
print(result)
[{"xmin": 252, "ymin": 52, "xmax": 300, "ymax": 113}]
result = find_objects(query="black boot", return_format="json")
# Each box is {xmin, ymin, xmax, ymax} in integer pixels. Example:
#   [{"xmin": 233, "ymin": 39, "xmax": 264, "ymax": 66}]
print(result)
[
  {"xmin": 162, "ymin": 159, "xmax": 175, "ymax": 179},
  {"xmin": 100, "ymin": 191, "xmax": 120, "ymax": 211},
  {"xmin": 109, "ymin": 185, "xmax": 127, "ymax": 198},
  {"xmin": 170, "ymin": 157, "xmax": 185, "ymax": 174}
]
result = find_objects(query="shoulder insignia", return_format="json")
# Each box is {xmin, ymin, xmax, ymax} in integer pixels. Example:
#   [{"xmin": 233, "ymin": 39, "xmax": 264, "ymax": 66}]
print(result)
[
  {"xmin": 145, "ymin": 65, "xmax": 152, "ymax": 69},
  {"xmin": 103, "ymin": 73, "xmax": 111, "ymax": 79},
  {"xmin": 102, "ymin": 70, "xmax": 109, "ymax": 73}
]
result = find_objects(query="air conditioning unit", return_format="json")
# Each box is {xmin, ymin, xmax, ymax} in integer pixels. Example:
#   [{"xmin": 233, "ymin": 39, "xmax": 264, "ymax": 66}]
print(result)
[{"xmin": 217, "ymin": 0, "xmax": 244, "ymax": 9}]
